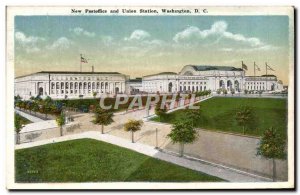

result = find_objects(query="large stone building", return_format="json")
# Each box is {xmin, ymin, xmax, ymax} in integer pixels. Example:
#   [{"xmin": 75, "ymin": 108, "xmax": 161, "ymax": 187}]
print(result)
[
  {"xmin": 141, "ymin": 65, "xmax": 283, "ymax": 93},
  {"xmin": 15, "ymin": 65, "xmax": 284, "ymax": 99},
  {"xmin": 15, "ymin": 71, "xmax": 128, "ymax": 100}
]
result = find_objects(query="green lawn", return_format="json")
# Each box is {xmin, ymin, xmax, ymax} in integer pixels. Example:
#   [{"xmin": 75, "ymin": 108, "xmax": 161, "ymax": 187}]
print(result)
[
  {"xmin": 152, "ymin": 97, "xmax": 287, "ymax": 138},
  {"xmin": 15, "ymin": 139, "xmax": 223, "ymax": 182},
  {"xmin": 18, "ymin": 114, "xmax": 32, "ymax": 125}
]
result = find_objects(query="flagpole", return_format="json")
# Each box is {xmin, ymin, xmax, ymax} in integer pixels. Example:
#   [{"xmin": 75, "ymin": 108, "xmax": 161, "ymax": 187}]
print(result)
[
  {"xmin": 254, "ymin": 62, "xmax": 256, "ymax": 91},
  {"xmin": 80, "ymin": 54, "xmax": 82, "ymax": 72},
  {"xmin": 241, "ymin": 61, "xmax": 244, "ymax": 93},
  {"xmin": 265, "ymin": 62, "xmax": 268, "ymax": 91}
]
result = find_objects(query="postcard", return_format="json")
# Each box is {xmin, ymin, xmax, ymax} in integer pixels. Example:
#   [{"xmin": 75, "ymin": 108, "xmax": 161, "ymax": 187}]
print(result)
[{"xmin": 6, "ymin": 6, "xmax": 294, "ymax": 190}]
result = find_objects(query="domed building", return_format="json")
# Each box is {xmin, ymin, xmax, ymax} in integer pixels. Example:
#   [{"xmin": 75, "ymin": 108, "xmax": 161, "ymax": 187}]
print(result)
[{"xmin": 142, "ymin": 65, "xmax": 283, "ymax": 94}]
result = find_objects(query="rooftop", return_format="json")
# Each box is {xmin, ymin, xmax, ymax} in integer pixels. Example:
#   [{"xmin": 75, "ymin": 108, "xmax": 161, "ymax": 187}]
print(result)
[
  {"xmin": 128, "ymin": 78, "xmax": 142, "ymax": 82},
  {"xmin": 15, "ymin": 71, "xmax": 122, "ymax": 79},
  {"xmin": 143, "ymin": 72, "xmax": 177, "ymax": 77},
  {"xmin": 246, "ymin": 74, "xmax": 277, "ymax": 77},
  {"xmin": 190, "ymin": 65, "xmax": 243, "ymax": 71}
]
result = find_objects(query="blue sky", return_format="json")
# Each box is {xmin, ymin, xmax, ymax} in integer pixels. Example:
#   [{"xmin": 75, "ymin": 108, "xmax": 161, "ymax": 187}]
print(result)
[{"xmin": 15, "ymin": 15, "xmax": 290, "ymax": 83}]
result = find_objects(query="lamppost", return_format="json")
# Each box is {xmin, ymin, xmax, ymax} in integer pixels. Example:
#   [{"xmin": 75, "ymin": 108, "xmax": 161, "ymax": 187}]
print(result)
[{"xmin": 155, "ymin": 128, "xmax": 158, "ymax": 149}]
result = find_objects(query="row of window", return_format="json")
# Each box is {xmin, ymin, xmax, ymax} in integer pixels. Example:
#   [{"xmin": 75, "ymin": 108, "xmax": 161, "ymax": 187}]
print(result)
[
  {"xmin": 248, "ymin": 86, "xmax": 265, "ymax": 90},
  {"xmin": 180, "ymin": 86, "xmax": 207, "ymax": 91},
  {"xmin": 51, "ymin": 82, "xmax": 121, "ymax": 89},
  {"xmin": 50, "ymin": 89, "xmax": 114, "ymax": 95},
  {"xmin": 144, "ymin": 82, "xmax": 207, "ymax": 86},
  {"xmin": 180, "ymin": 82, "xmax": 207, "ymax": 85},
  {"xmin": 246, "ymin": 82, "xmax": 266, "ymax": 85}
]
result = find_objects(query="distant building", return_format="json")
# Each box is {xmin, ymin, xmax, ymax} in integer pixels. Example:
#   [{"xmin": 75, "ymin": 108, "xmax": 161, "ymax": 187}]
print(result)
[
  {"xmin": 14, "ymin": 71, "xmax": 128, "ymax": 100},
  {"xmin": 141, "ymin": 65, "xmax": 284, "ymax": 93},
  {"xmin": 127, "ymin": 78, "xmax": 142, "ymax": 94}
]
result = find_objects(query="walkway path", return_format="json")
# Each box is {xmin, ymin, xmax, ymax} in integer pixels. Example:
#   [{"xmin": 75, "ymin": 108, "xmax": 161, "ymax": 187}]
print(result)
[
  {"xmin": 15, "ymin": 131, "xmax": 271, "ymax": 182},
  {"xmin": 15, "ymin": 109, "xmax": 45, "ymax": 123},
  {"xmin": 144, "ymin": 95, "xmax": 213, "ymax": 120}
]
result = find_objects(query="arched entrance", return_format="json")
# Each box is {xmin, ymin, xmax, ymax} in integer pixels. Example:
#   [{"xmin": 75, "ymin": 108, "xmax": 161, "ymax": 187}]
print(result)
[
  {"xmin": 38, "ymin": 87, "xmax": 43, "ymax": 96},
  {"xmin": 168, "ymin": 82, "xmax": 173, "ymax": 93},
  {"xmin": 115, "ymin": 87, "xmax": 119, "ymax": 94},
  {"xmin": 227, "ymin": 80, "xmax": 233, "ymax": 90},
  {"xmin": 234, "ymin": 80, "xmax": 239, "ymax": 91},
  {"xmin": 219, "ymin": 80, "xmax": 225, "ymax": 89},
  {"xmin": 271, "ymin": 84, "xmax": 275, "ymax": 91}
]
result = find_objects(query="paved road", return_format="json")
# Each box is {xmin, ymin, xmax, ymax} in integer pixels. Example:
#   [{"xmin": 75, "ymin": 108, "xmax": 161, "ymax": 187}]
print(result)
[{"xmin": 15, "ymin": 131, "xmax": 271, "ymax": 182}]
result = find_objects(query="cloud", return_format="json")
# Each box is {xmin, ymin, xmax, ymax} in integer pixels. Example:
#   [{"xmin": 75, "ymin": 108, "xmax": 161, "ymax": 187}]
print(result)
[
  {"xmin": 173, "ymin": 21, "xmax": 275, "ymax": 51},
  {"xmin": 124, "ymin": 30, "xmax": 151, "ymax": 41},
  {"xmin": 15, "ymin": 31, "xmax": 45, "ymax": 53},
  {"xmin": 69, "ymin": 27, "xmax": 95, "ymax": 37},
  {"xmin": 100, "ymin": 35, "xmax": 114, "ymax": 46},
  {"xmin": 25, "ymin": 47, "xmax": 41, "ymax": 53},
  {"xmin": 119, "ymin": 29, "xmax": 166, "ymax": 57},
  {"xmin": 47, "ymin": 37, "xmax": 72, "ymax": 50},
  {"xmin": 173, "ymin": 21, "xmax": 228, "ymax": 42},
  {"xmin": 15, "ymin": 31, "xmax": 45, "ymax": 45}
]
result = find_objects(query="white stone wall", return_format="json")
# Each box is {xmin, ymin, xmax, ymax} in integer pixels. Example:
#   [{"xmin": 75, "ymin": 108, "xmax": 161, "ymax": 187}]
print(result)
[
  {"xmin": 142, "ymin": 69, "xmax": 246, "ymax": 93},
  {"xmin": 142, "ymin": 74, "xmax": 178, "ymax": 93},
  {"xmin": 15, "ymin": 72, "xmax": 127, "ymax": 100},
  {"xmin": 244, "ymin": 76, "xmax": 283, "ymax": 91},
  {"xmin": 15, "ymin": 73, "xmax": 49, "ymax": 100}
]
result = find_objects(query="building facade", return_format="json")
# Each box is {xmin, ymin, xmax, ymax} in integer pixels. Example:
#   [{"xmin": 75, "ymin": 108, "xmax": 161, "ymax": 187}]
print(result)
[
  {"xmin": 15, "ymin": 65, "xmax": 284, "ymax": 99},
  {"xmin": 15, "ymin": 71, "xmax": 128, "ymax": 100},
  {"xmin": 141, "ymin": 65, "xmax": 283, "ymax": 94}
]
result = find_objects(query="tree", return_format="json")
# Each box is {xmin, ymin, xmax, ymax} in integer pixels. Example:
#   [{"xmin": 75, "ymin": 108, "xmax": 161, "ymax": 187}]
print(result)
[
  {"xmin": 257, "ymin": 127, "xmax": 286, "ymax": 181},
  {"xmin": 175, "ymin": 93, "xmax": 181, "ymax": 107},
  {"xmin": 167, "ymin": 119, "xmax": 198, "ymax": 157},
  {"xmin": 155, "ymin": 100, "xmax": 167, "ymax": 121},
  {"xmin": 56, "ymin": 112, "xmax": 66, "ymax": 136},
  {"xmin": 235, "ymin": 105, "xmax": 253, "ymax": 134},
  {"xmin": 93, "ymin": 107, "xmax": 114, "ymax": 134},
  {"xmin": 231, "ymin": 89, "xmax": 235, "ymax": 96},
  {"xmin": 14, "ymin": 95, "xmax": 22, "ymax": 108},
  {"xmin": 92, "ymin": 91, "xmax": 98, "ymax": 99},
  {"xmin": 26, "ymin": 101, "xmax": 33, "ymax": 114},
  {"xmin": 124, "ymin": 119, "xmax": 143, "ymax": 143},
  {"xmin": 185, "ymin": 108, "xmax": 200, "ymax": 127},
  {"xmin": 20, "ymin": 101, "xmax": 26, "ymax": 111},
  {"xmin": 43, "ymin": 96, "xmax": 53, "ymax": 119},
  {"xmin": 32, "ymin": 102, "xmax": 39, "ymax": 116},
  {"xmin": 29, "ymin": 96, "xmax": 35, "ymax": 101},
  {"xmin": 15, "ymin": 114, "xmax": 23, "ymax": 144}
]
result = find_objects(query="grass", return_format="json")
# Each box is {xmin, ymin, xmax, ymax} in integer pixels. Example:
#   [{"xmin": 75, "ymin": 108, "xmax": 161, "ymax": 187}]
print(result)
[
  {"xmin": 152, "ymin": 97, "xmax": 287, "ymax": 138},
  {"xmin": 18, "ymin": 114, "xmax": 32, "ymax": 125},
  {"xmin": 15, "ymin": 139, "xmax": 223, "ymax": 182}
]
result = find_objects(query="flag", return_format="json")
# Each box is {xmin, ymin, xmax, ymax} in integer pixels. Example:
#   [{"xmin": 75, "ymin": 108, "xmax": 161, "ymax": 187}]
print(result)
[
  {"xmin": 242, "ymin": 61, "xmax": 248, "ymax": 70},
  {"xmin": 255, "ymin": 63, "xmax": 260, "ymax": 71},
  {"xmin": 81, "ymin": 56, "xmax": 88, "ymax": 63},
  {"xmin": 266, "ymin": 65, "xmax": 274, "ymax": 71}
]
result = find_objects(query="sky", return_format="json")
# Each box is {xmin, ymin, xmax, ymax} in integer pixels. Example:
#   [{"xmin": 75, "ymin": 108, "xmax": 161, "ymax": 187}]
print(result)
[{"xmin": 15, "ymin": 15, "xmax": 290, "ymax": 84}]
